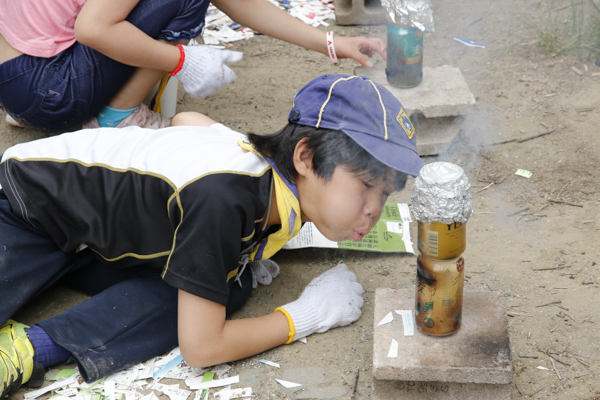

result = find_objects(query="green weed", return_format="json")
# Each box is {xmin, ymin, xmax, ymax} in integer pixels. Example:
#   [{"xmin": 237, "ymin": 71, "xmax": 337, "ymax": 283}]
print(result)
[{"xmin": 524, "ymin": 0, "xmax": 600, "ymax": 59}]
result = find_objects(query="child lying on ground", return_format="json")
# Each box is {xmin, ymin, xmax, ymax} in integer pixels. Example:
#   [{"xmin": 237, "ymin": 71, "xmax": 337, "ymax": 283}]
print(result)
[{"xmin": 0, "ymin": 74, "xmax": 424, "ymax": 398}]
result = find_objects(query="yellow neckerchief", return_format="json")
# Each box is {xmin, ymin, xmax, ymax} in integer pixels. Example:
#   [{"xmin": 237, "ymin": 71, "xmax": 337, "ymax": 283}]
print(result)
[{"xmin": 238, "ymin": 140, "xmax": 302, "ymax": 261}]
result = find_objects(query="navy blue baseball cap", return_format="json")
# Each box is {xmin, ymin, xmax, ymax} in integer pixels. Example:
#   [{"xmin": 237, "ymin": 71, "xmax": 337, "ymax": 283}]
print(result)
[{"xmin": 287, "ymin": 74, "xmax": 424, "ymax": 177}]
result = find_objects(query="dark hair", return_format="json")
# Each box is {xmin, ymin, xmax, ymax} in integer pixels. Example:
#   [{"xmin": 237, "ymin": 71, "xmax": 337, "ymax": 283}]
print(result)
[{"xmin": 247, "ymin": 123, "xmax": 407, "ymax": 191}]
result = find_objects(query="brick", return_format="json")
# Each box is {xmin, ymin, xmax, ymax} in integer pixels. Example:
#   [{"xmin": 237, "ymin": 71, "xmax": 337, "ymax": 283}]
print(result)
[{"xmin": 373, "ymin": 288, "xmax": 512, "ymax": 384}]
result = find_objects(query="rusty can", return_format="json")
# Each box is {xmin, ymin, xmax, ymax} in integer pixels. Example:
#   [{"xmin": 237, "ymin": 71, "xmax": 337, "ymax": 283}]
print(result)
[
  {"xmin": 415, "ymin": 254, "xmax": 464, "ymax": 336},
  {"xmin": 386, "ymin": 24, "xmax": 423, "ymax": 88},
  {"xmin": 417, "ymin": 221, "xmax": 467, "ymax": 259}
]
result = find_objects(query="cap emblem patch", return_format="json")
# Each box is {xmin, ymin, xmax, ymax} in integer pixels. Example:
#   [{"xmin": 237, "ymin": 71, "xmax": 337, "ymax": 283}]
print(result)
[{"xmin": 396, "ymin": 108, "xmax": 414, "ymax": 139}]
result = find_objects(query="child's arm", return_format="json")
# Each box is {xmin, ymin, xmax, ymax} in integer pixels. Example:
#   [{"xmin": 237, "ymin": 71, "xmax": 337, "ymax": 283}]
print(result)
[
  {"xmin": 212, "ymin": 0, "xmax": 386, "ymax": 67},
  {"xmin": 75, "ymin": 0, "xmax": 242, "ymax": 98},
  {"xmin": 178, "ymin": 264, "xmax": 363, "ymax": 367},
  {"xmin": 74, "ymin": 0, "xmax": 181, "ymax": 72},
  {"xmin": 178, "ymin": 290, "xmax": 290, "ymax": 367}
]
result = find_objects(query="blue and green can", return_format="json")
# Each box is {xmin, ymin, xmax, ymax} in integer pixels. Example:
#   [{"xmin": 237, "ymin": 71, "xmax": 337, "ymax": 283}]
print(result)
[{"xmin": 386, "ymin": 25, "xmax": 423, "ymax": 88}]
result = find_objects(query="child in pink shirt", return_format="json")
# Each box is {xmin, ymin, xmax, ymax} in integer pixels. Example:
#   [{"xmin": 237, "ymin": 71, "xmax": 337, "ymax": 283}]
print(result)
[{"xmin": 0, "ymin": 0, "xmax": 386, "ymax": 133}]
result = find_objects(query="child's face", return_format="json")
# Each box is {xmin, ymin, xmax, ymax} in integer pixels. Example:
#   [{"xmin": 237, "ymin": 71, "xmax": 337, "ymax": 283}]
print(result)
[{"xmin": 297, "ymin": 165, "xmax": 393, "ymax": 242}]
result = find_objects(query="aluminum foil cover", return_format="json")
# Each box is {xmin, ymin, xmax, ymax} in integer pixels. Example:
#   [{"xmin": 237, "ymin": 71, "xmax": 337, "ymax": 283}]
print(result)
[
  {"xmin": 379, "ymin": 0, "xmax": 435, "ymax": 32},
  {"xmin": 411, "ymin": 162, "xmax": 473, "ymax": 224}
]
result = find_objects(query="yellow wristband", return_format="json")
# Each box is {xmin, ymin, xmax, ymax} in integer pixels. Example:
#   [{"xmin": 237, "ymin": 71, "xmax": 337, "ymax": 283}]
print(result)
[{"xmin": 274, "ymin": 307, "xmax": 295, "ymax": 344}]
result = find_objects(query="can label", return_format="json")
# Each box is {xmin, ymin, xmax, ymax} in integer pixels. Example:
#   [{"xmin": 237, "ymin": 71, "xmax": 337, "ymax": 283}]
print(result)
[
  {"xmin": 415, "ymin": 255, "xmax": 464, "ymax": 336},
  {"xmin": 386, "ymin": 25, "xmax": 423, "ymax": 88},
  {"xmin": 418, "ymin": 221, "xmax": 466, "ymax": 259}
]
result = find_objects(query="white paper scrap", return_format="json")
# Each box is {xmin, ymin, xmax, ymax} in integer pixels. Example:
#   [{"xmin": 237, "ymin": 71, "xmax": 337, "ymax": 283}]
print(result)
[
  {"xmin": 378, "ymin": 311, "xmax": 394, "ymax": 326},
  {"xmin": 55, "ymin": 388, "xmax": 78, "ymax": 397},
  {"xmin": 259, "ymin": 359, "xmax": 280, "ymax": 368},
  {"xmin": 275, "ymin": 379, "xmax": 302, "ymax": 388},
  {"xmin": 104, "ymin": 381, "xmax": 116, "ymax": 400},
  {"xmin": 396, "ymin": 310, "xmax": 415, "ymax": 336},
  {"xmin": 214, "ymin": 387, "xmax": 252, "ymax": 400},
  {"xmin": 210, "ymin": 363, "xmax": 232, "ymax": 378},
  {"xmin": 515, "ymin": 169, "xmax": 533, "ymax": 178},
  {"xmin": 107, "ymin": 368, "xmax": 138, "ymax": 386},
  {"xmin": 387, "ymin": 339, "xmax": 399, "ymax": 358},
  {"xmin": 537, "ymin": 366, "xmax": 550, "ymax": 370},
  {"xmin": 124, "ymin": 390, "xmax": 138, "ymax": 400},
  {"xmin": 49, "ymin": 396, "xmax": 71, "ymax": 400},
  {"xmin": 138, "ymin": 358, "xmax": 156, "ymax": 380},
  {"xmin": 299, "ymin": 337, "xmax": 307, "ymax": 344},
  {"xmin": 163, "ymin": 365, "xmax": 204, "ymax": 380},
  {"xmin": 186, "ymin": 375, "xmax": 239, "ymax": 390},
  {"xmin": 163, "ymin": 386, "xmax": 192, "ymax": 400},
  {"xmin": 24, "ymin": 376, "xmax": 78, "ymax": 399},
  {"xmin": 140, "ymin": 393, "xmax": 161, "ymax": 400}
]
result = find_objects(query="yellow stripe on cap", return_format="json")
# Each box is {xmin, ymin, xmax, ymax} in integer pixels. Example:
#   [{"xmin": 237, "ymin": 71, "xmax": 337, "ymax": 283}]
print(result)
[
  {"xmin": 316, "ymin": 76, "xmax": 358, "ymax": 128},
  {"xmin": 366, "ymin": 80, "xmax": 388, "ymax": 141},
  {"xmin": 316, "ymin": 76, "xmax": 389, "ymax": 141}
]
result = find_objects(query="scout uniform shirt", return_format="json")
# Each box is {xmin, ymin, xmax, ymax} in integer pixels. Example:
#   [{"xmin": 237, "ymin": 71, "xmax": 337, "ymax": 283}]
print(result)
[{"xmin": 0, "ymin": 124, "xmax": 302, "ymax": 305}]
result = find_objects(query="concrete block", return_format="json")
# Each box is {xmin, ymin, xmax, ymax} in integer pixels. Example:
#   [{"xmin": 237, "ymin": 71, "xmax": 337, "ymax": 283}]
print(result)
[
  {"xmin": 354, "ymin": 64, "xmax": 476, "ymax": 118},
  {"xmin": 372, "ymin": 378, "xmax": 512, "ymax": 400},
  {"xmin": 334, "ymin": 0, "xmax": 387, "ymax": 25},
  {"xmin": 373, "ymin": 288, "xmax": 512, "ymax": 384},
  {"xmin": 411, "ymin": 115, "xmax": 462, "ymax": 156}
]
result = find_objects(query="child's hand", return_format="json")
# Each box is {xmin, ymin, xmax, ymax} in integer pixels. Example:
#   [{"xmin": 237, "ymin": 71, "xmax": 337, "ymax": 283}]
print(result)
[
  {"xmin": 333, "ymin": 36, "xmax": 387, "ymax": 68},
  {"xmin": 175, "ymin": 45, "xmax": 243, "ymax": 97},
  {"xmin": 278, "ymin": 263, "xmax": 364, "ymax": 341},
  {"xmin": 251, "ymin": 259, "xmax": 280, "ymax": 288}
]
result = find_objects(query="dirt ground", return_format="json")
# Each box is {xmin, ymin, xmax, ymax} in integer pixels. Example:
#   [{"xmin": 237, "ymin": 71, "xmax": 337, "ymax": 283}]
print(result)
[{"xmin": 2, "ymin": 0, "xmax": 600, "ymax": 398}]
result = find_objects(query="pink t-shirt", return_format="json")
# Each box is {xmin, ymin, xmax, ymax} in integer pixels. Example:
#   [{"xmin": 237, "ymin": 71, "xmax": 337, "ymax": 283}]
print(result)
[{"xmin": 0, "ymin": 0, "xmax": 86, "ymax": 58}]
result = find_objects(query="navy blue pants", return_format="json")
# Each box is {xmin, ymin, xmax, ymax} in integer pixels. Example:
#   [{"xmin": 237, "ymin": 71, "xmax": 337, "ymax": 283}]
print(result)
[
  {"xmin": 0, "ymin": 190, "xmax": 252, "ymax": 382},
  {"xmin": 0, "ymin": 0, "xmax": 209, "ymax": 133}
]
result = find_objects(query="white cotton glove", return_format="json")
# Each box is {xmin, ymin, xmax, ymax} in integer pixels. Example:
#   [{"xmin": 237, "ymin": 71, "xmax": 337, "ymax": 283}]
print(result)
[
  {"xmin": 250, "ymin": 259, "xmax": 280, "ymax": 289},
  {"xmin": 277, "ymin": 263, "xmax": 364, "ymax": 342},
  {"xmin": 174, "ymin": 45, "xmax": 243, "ymax": 97}
]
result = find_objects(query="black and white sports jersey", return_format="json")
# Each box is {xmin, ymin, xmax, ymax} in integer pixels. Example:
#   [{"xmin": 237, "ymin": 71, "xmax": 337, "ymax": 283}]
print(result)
[{"xmin": 0, "ymin": 123, "xmax": 300, "ymax": 305}]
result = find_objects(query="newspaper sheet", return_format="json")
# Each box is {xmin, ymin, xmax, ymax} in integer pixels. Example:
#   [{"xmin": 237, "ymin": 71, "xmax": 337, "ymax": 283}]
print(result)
[{"xmin": 283, "ymin": 203, "xmax": 414, "ymax": 253}]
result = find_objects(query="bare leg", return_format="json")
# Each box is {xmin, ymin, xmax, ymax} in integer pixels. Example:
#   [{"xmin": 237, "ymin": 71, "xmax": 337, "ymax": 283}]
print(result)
[
  {"xmin": 106, "ymin": 67, "xmax": 165, "ymax": 109},
  {"xmin": 105, "ymin": 40, "xmax": 187, "ymax": 110}
]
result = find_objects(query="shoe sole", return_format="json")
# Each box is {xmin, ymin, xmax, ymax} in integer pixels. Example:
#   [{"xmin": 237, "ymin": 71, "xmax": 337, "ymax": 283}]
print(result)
[{"xmin": 5, "ymin": 115, "xmax": 23, "ymax": 128}]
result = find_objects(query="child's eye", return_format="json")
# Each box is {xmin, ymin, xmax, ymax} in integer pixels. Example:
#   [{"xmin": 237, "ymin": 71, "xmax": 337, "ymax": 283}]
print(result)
[{"xmin": 362, "ymin": 181, "xmax": 374, "ymax": 189}]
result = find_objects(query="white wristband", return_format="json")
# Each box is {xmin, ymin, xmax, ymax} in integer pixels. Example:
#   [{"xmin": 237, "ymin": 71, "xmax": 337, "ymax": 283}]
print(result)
[{"xmin": 326, "ymin": 31, "xmax": 340, "ymax": 66}]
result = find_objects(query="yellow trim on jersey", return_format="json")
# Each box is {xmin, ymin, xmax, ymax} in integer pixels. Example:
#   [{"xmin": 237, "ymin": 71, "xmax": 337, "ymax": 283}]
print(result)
[
  {"xmin": 238, "ymin": 140, "xmax": 302, "ymax": 261},
  {"xmin": 98, "ymin": 249, "xmax": 172, "ymax": 262},
  {"xmin": 163, "ymin": 190, "xmax": 186, "ymax": 279}
]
